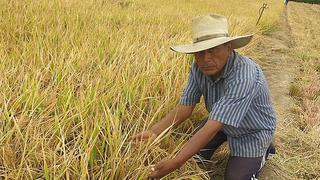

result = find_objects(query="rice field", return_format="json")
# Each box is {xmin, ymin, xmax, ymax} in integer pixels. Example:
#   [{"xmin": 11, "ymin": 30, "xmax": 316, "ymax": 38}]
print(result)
[{"xmin": 4, "ymin": 0, "xmax": 319, "ymax": 179}]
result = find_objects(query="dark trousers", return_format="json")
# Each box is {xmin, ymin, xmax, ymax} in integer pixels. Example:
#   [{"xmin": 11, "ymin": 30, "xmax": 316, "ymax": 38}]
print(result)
[{"xmin": 195, "ymin": 121, "xmax": 264, "ymax": 180}]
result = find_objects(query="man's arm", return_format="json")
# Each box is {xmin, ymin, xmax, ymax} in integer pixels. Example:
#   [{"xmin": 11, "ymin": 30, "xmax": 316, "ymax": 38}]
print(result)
[
  {"xmin": 149, "ymin": 120, "xmax": 223, "ymax": 178},
  {"xmin": 131, "ymin": 104, "xmax": 195, "ymax": 141},
  {"xmin": 174, "ymin": 120, "xmax": 222, "ymax": 164},
  {"xmin": 150, "ymin": 104, "xmax": 195, "ymax": 136}
]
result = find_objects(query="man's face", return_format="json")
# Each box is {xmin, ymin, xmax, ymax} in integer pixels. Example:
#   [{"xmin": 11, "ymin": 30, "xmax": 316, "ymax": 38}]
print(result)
[{"xmin": 194, "ymin": 43, "xmax": 232, "ymax": 77}]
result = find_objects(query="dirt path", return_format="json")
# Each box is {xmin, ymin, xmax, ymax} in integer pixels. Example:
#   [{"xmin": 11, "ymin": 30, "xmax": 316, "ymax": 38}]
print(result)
[
  {"xmin": 256, "ymin": 8, "xmax": 297, "ymax": 180},
  {"xmin": 258, "ymin": 2, "xmax": 320, "ymax": 179}
]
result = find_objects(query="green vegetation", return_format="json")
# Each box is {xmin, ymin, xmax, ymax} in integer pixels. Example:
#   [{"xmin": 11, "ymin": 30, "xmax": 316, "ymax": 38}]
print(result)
[{"xmin": 290, "ymin": 0, "xmax": 320, "ymax": 4}]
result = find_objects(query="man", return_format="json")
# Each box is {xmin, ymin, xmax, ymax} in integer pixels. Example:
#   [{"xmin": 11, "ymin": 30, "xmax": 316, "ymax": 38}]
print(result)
[{"xmin": 132, "ymin": 14, "xmax": 276, "ymax": 180}]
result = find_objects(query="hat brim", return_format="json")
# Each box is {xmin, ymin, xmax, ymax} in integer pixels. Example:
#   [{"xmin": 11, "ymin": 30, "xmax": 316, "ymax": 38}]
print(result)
[{"xmin": 170, "ymin": 34, "xmax": 253, "ymax": 54}]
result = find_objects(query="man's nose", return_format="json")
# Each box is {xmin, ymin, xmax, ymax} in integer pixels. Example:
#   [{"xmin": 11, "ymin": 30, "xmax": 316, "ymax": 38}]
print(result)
[{"xmin": 203, "ymin": 51, "xmax": 212, "ymax": 63}]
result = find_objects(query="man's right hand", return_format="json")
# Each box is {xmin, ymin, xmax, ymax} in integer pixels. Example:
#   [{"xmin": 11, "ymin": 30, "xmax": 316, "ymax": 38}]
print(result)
[{"xmin": 131, "ymin": 130, "xmax": 157, "ymax": 141}]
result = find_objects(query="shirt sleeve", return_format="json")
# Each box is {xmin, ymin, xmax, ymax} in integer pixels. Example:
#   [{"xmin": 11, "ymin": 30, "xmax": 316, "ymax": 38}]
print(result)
[
  {"xmin": 179, "ymin": 63, "xmax": 202, "ymax": 106},
  {"xmin": 208, "ymin": 65, "xmax": 258, "ymax": 127}
]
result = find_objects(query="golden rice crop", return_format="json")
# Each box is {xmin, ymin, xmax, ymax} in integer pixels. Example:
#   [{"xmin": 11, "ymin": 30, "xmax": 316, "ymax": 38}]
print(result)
[{"xmin": 0, "ymin": 0, "xmax": 283, "ymax": 179}]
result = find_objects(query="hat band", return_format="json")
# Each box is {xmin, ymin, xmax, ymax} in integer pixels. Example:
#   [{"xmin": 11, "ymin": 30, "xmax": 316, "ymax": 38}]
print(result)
[{"xmin": 193, "ymin": 33, "xmax": 229, "ymax": 43}]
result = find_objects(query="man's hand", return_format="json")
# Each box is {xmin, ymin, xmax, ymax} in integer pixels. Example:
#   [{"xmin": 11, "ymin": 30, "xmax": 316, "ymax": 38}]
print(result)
[
  {"xmin": 147, "ymin": 120, "xmax": 222, "ymax": 178},
  {"xmin": 148, "ymin": 158, "xmax": 182, "ymax": 179},
  {"xmin": 131, "ymin": 130, "xmax": 157, "ymax": 141}
]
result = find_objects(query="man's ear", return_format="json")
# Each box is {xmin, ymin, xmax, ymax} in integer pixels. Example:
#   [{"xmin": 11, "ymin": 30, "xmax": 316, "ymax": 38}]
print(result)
[{"xmin": 226, "ymin": 42, "xmax": 233, "ymax": 54}]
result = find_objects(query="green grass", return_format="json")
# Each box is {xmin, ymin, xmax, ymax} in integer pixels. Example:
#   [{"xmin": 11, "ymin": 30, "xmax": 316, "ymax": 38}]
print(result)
[{"xmin": 290, "ymin": 0, "xmax": 320, "ymax": 4}]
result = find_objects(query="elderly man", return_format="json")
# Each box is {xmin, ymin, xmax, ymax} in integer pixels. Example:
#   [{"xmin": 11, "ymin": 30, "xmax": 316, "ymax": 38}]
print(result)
[{"xmin": 132, "ymin": 14, "xmax": 276, "ymax": 180}]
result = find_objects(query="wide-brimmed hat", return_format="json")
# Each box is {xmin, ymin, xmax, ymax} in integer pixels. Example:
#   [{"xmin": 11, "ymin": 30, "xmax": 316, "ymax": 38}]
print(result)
[{"xmin": 170, "ymin": 14, "xmax": 253, "ymax": 54}]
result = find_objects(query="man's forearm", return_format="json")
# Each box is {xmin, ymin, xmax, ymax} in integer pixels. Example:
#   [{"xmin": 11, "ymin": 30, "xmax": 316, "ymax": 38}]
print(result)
[
  {"xmin": 150, "ymin": 105, "xmax": 193, "ymax": 136},
  {"xmin": 174, "ymin": 120, "xmax": 223, "ymax": 165}
]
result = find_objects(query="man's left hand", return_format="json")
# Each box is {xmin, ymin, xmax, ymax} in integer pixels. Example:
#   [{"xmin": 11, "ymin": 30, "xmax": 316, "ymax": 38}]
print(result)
[{"xmin": 148, "ymin": 158, "xmax": 183, "ymax": 179}]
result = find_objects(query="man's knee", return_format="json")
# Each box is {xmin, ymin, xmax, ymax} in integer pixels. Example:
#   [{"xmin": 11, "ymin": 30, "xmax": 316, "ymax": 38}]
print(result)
[{"xmin": 224, "ymin": 156, "xmax": 261, "ymax": 180}]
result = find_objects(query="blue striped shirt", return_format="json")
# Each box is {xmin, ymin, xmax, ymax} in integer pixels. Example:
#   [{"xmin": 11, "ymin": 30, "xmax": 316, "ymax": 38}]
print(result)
[{"xmin": 179, "ymin": 51, "xmax": 276, "ymax": 157}]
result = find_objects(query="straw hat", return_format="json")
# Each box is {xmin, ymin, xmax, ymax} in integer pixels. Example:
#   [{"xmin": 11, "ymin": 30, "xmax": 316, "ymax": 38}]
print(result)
[{"xmin": 170, "ymin": 14, "xmax": 253, "ymax": 54}]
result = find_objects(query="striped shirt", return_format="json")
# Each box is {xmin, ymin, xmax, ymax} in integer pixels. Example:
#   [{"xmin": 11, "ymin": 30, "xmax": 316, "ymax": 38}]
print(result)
[{"xmin": 179, "ymin": 50, "xmax": 276, "ymax": 157}]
